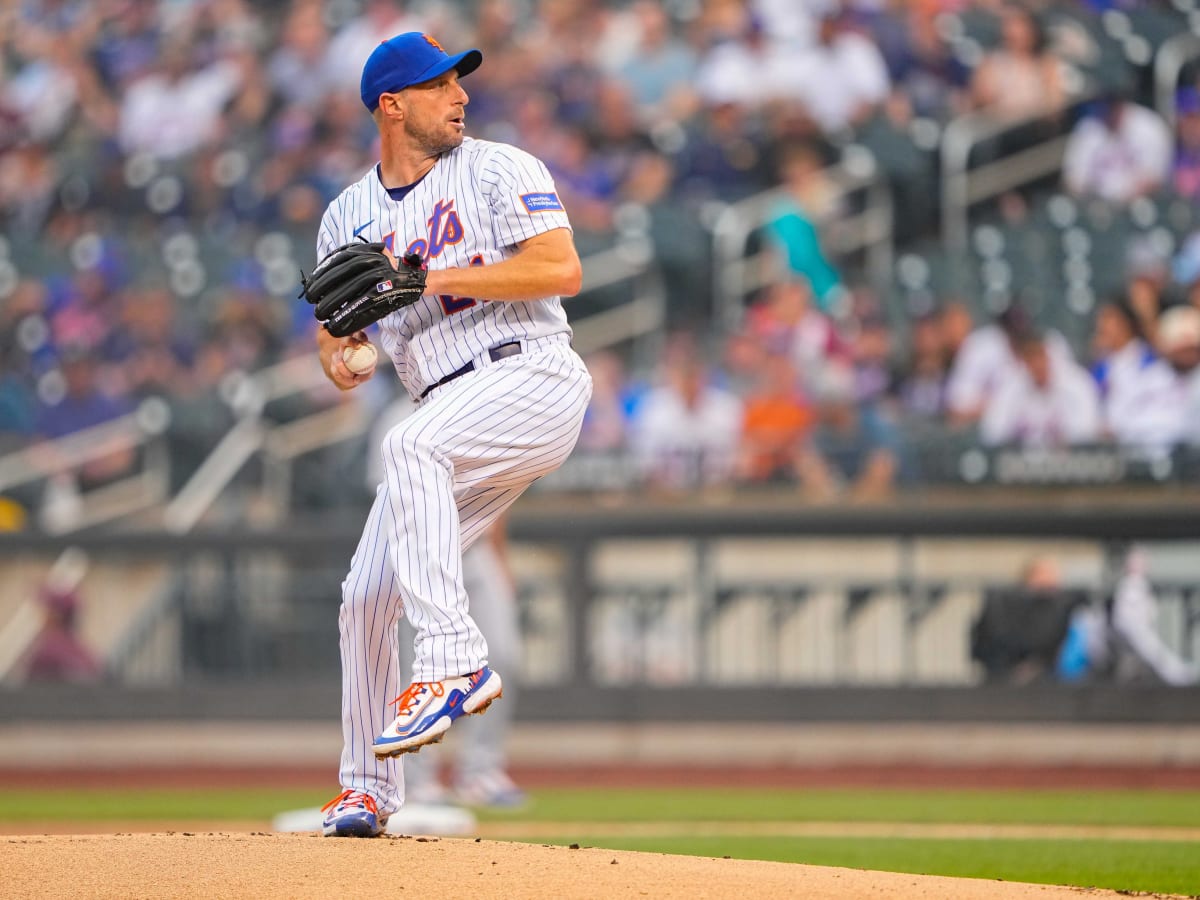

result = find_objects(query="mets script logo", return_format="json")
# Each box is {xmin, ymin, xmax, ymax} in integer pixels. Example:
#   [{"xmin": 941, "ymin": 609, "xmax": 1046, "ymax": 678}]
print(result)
[
  {"xmin": 423, "ymin": 34, "xmax": 444, "ymax": 51},
  {"xmin": 404, "ymin": 199, "xmax": 463, "ymax": 260}
]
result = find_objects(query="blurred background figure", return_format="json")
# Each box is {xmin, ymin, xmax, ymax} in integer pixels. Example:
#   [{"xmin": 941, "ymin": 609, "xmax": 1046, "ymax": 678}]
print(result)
[
  {"xmin": 1107, "ymin": 548, "xmax": 1200, "ymax": 687},
  {"xmin": 673, "ymin": 95, "xmax": 772, "ymax": 204},
  {"xmin": 945, "ymin": 304, "xmax": 1072, "ymax": 430},
  {"xmin": 735, "ymin": 350, "xmax": 815, "ymax": 485},
  {"xmin": 967, "ymin": 3, "xmax": 1066, "ymax": 123},
  {"xmin": 895, "ymin": 310, "xmax": 951, "ymax": 423},
  {"xmin": 1106, "ymin": 305, "xmax": 1200, "ymax": 456},
  {"xmin": 979, "ymin": 330, "xmax": 1101, "ymax": 448},
  {"xmin": 19, "ymin": 582, "xmax": 100, "ymax": 683},
  {"xmin": 629, "ymin": 332, "xmax": 742, "ymax": 491},
  {"xmin": 323, "ymin": 0, "xmax": 424, "ymax": 95},
  {"xmin": 970, "ymin": 556, "xmax": 1085, "ymax": 685},
  {"xmin": 1062, "ymin": 90, "xmax": 1172, "ymax": 205},
  {"xmin": 1089, "ymin": 297, "xmax": 1156, "ymax": 442},
  {"xmin": 117, "ymin": 35, "xmax": 243, "ymax": 161},
  {"xmin": 266, "ymin": 1, "xmax": 337, "ymax": 112},
  {"xmin": 873, "ymin": 0, "xmax": 969, "ymax": 122},
  {"xmin": 763, "ymin": 142, "xmax": 845, "ymax": 314},
  {"xmin": 743, "ymin": 277, "xmax": 843, "ymax": 390},
  {"xmin": 798, "ymin": 361, "xmax": 901, "ymax": 500},
  {"xmin": 607, "ymin": 0, "xmax": 699, "ymax": 127},
  {"xmin": 785, "ymin": 8, "xmax": 892, "ymax": 139},
  {"xmin": 692, "ymin": 10, "xmax": 792, "ymax": 115},
  {"xmin": 578, "ymin": 350, "xmax": 633, "ymax": 454}
]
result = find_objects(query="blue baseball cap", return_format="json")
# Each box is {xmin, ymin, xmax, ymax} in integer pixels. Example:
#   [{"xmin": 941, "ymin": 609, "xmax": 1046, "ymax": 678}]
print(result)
[{"xmin": 360, "ymin": 32, "xmax": 482, "ymax": 112}]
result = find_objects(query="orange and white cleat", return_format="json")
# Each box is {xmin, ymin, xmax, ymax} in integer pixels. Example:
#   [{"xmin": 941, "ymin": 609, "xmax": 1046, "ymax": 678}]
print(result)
[
  {"xmin": 321, "ymin": 789, "xmax": 388, "ymax": 837},
  {"xmin": 372, "ymin": 666, "xmax": 503, "ymax": 758}
]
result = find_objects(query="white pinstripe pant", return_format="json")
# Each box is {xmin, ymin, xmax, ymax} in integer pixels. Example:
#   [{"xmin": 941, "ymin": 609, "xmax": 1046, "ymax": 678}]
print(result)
[{"xmin": 337, "ymin": 334, "xmax": 591, "ymax": 811}]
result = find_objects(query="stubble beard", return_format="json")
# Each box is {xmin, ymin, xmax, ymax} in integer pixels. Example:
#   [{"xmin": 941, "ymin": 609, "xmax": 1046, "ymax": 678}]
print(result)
[{"xmin": 407, "ymin": 118, "xmax": 464, "ymax": 157}]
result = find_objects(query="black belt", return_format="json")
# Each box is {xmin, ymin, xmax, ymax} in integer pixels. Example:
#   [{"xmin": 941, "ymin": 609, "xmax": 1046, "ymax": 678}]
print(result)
[{"xmin": 420, "ymin": 342, "xmax": 523, "ymax": 399}]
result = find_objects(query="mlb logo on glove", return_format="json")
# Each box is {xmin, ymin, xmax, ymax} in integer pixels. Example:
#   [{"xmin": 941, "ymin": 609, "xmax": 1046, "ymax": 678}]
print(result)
[{"xmin": 299, "ymin": 240, "xmax": 429, "ymax": 338}]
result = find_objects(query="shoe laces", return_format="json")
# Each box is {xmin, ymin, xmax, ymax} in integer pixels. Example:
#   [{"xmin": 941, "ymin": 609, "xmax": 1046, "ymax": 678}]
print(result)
[
  {"xmin": 322, "ymin": 789, "xmax": 378, "ymax": 815},
  {"xmin": 389, "ymin": 681, "xmax": 445, "ymax": 716}
]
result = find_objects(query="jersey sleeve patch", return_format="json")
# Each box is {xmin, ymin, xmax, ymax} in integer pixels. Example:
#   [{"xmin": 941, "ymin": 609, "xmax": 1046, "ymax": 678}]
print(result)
[{"xmin": 520, "ymin": 192, "xmax": 564, "ymax": 213}]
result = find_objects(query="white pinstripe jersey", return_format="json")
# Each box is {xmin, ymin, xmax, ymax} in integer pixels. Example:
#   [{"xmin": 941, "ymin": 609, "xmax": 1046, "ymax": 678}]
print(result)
[{"xmin": 316, "ymin": 136, "xmax": 574, "ymax": 399}]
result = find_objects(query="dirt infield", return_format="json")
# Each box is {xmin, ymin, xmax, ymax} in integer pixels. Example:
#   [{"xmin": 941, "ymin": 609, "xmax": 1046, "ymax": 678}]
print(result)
[{"xmin": 4, "ymin": 832, "xmax": 1186, "ymax": 900}]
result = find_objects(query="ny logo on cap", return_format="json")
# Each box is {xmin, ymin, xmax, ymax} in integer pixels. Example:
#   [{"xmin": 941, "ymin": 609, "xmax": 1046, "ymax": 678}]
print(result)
[{"xmin": 423, "ymin": 34, "xmax": 444, "ymax": 51}]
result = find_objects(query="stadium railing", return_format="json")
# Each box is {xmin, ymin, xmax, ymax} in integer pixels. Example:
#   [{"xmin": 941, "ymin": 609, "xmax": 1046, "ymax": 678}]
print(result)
[
  {"xmin": 939, "ymin": 88, "xmax": 1101, "ymax": 253},
  {"xmin": 0, "ymin": 397, "xmax": 172, "ymax": 534}
]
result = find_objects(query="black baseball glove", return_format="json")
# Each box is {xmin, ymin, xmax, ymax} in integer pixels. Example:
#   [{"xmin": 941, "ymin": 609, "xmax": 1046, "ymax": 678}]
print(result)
[{"xmin": 300, "ymin": 240, "xmax": 427, "ymax": 337}]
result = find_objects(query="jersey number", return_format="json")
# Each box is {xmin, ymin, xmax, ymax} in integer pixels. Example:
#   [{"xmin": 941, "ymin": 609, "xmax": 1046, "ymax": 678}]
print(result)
[
  {"xmin": 439, "ymin": 254, "xmax": 483, "ymax": 315},
  {"xmin": 387, "ymin": 225, "xmax": 482, "ymax": 317}
]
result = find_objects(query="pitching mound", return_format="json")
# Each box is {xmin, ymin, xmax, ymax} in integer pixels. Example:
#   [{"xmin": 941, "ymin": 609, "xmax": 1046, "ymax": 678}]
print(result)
[{"xmin": 3, "ymin": 832, "xmax": 1175, "ymax": 900}]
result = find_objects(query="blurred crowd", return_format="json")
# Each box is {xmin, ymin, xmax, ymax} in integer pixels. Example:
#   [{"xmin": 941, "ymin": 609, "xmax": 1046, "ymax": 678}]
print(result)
[
  {"xmin": 3, "ymin": 0, "xmax": 1200, "ymax": 517},
  {"xmin": 580, "ymin": 287, "xmax": 1200, "ymax": 498}
]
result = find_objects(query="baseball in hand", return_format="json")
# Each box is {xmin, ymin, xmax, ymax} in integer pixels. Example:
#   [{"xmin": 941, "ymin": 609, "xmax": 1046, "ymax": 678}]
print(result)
[{"xmin": 342, "ymin": 342, "xmax": 378, "ymax": 375}]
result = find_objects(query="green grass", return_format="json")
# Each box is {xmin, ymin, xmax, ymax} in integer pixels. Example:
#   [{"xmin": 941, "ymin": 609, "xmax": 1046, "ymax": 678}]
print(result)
[
  {"xmin": 510, "ymin": 835, "xmax": 1200, "ymax": 897},
  {"xmin": 0, "ymin": 788, "xmax": 328, "ymax": 821},
  {"xmin": 3, "ymin": 786, "xmax": 1199, "ymax": 895},
  {"xmin": 476, "ymin": 788, "xmax": 1200, "ymax": 829},
  {"xmin": 6, "ymin": 786, "xmax": 1200, "ymax": 828}
]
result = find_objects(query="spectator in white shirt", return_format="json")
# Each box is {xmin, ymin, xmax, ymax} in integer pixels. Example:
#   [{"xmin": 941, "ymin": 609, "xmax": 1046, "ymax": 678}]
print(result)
[
  {"xmin": 629, "ymin": 334, "xmax": 743, "ymax": 490},
  {"xmin": 1107, "ymin": 305, "xmax": 1200, "ymax": 454},
  {"xmin": 693, "ymin": 14, "xmax": 798, "ymax": 110},
  {"xmin": 980, "ymin": 331, "xmax": 1102, "ymax": 448},
  {"xmin": 1063, "ymin": 94, "xmax": 1172, "ymax": 205},
  {"xmin": 945, "ymin": 304, "xmax": 1073, "ymax": 428},
  {"xmin": 784, "ymin": 10, "xmax": 890, "ymax": 136},
  {"xmin": 118, "ymin": 39, "xmax": 242, "ymax": 160}
]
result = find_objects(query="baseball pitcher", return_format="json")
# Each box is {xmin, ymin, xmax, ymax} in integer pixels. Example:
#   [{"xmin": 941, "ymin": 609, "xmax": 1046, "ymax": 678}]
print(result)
[{"xmin": 302, "ymin": 32, "xmax": 593, "ymax": 837}]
